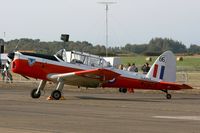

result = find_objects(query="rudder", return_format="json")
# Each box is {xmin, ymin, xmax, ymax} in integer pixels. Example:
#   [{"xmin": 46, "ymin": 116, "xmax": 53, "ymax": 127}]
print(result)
[{"xmin": 146, "ymin": 51, "xmax": 176, "ymax": 82}]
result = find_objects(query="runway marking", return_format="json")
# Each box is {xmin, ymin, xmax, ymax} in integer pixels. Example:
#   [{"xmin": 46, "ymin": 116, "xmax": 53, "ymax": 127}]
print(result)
[{"xmin": 153, "ymin": 116, "xmax": 200, "ymax": 121}]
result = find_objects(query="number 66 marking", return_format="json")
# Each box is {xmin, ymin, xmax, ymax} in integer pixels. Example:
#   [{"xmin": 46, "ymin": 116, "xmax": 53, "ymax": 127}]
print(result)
[{"xmin": 159, "ymin": 56, "xmax": 165, "ymax": 62}]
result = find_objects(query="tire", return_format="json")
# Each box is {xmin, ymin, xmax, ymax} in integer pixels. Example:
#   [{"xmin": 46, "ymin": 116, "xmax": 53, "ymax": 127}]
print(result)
[
  {"xmin": 122, "ymin": 88, "xmax": 127, "ymax": 93},
  {"xmin": 31, "ymin": 88, "xmax": 41, "ymax": 99},
  {"xmin": 166, "ymin": 94, "xmax": 172, "ymax": 99},
  {"xmin": 119, "ymin": 88, "xmax": 122, "ymax": 93},
  {"xmin": 51, "ymin": 90, "xmax": 61, "ymax": 100}
]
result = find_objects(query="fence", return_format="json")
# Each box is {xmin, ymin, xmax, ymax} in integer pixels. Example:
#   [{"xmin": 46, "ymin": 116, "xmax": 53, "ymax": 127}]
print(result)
[{"xmin": 177, "ymin": 72, "xmax": 200, "ymax": 88}]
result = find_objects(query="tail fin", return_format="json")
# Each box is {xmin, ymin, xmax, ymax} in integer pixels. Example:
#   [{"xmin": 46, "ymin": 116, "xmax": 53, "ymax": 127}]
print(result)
[{"xmin": 146, "ymin": 51, "xmax": 176, "ymax": 82}]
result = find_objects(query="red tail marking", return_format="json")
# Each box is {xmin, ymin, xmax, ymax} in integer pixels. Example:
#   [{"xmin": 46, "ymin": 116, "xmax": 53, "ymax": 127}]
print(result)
[{"xmin": 153, "ymin": 64, "xmax": 158, "ymax": 78}]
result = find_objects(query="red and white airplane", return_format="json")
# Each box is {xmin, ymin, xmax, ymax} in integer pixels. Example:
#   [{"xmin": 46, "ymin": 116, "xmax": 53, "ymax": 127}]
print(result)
[{"xmin": 7, "ymin": 49, "xmax": 193, "ymax": 100}]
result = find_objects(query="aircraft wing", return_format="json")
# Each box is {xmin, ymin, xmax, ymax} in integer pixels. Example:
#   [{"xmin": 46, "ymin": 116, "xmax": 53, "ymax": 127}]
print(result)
[{"xmin": 47, "ymin": 68, "xmax": 120, "ymax": 88}]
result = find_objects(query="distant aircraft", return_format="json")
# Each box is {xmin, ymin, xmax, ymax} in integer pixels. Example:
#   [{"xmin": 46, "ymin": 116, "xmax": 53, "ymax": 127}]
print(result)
[{"xmin": 6, "ymin": 48, "xmax": 193, "ymax": 100}]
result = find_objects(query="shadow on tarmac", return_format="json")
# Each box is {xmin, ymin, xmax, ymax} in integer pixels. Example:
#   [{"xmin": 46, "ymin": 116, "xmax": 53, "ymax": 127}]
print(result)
[
  {"xmin": 76, "ymin": 94, "xmax": 200, "ymax": 102},
  {"xmin": 76, "ymin": 96, "xmax": 168, "ymax": 103}
]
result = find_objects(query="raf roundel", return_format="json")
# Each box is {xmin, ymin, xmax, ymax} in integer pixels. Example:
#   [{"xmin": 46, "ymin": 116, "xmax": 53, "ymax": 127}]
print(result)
[{"xmin": 28, "ymin": 58, "xmax": 36, "ymax": 66}]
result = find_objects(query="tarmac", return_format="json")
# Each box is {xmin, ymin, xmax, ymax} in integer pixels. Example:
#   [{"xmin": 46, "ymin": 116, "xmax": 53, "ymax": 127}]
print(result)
[{"xmin": 0, "ymin": 82, "xmax": 200, "ymax": 133}]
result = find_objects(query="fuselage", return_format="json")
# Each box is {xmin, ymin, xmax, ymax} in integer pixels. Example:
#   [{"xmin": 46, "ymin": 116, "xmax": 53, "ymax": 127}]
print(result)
[
  {"xmin": 12, "ymin": 52, "xmax": 86, "ymax": 80},
  {"xmin": 11, "ymin": 52, "xmax": 192, "ymax": 90}
]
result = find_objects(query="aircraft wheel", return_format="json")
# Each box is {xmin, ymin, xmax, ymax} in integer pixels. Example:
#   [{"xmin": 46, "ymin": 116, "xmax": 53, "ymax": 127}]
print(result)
[
  {"xmin": 122, "ymin": 88, "xmax": 127, "ymax": 93},
  {"xmin": 51, "ymin": 90, "xmax": 62, "ymax": 100},
  {"xmin": 166, "ymin": 94, "xmax": 172, "ymax": 99},
  {"xmin": 119, "ymin": 88, "xmax": 122, "ymax": 93},
  {"xmin": 31, "ymin": 88, "xmax": 41, "ymax": 99}
]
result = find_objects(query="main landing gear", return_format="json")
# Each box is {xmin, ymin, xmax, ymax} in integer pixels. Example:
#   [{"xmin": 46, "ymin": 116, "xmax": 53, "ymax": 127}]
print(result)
[
  {"xmin": 51, "ymin": 81, "xmax": 64, "ymax": 100},
  {"xmin": 31, "ymin": 88, "xmax": 41, "ymax": 98},
  {"xmin": 119, "ymin": 88, "xmax": 135, "ymax": 93},
  {"xmin": 51, "ymin": 90, "xmax": 62, "ymax": 100},
  {"xmin": 31, "ymin": 80, "xmax": 46, "ymax": 99},
  {"xmin": 119, "ymin": 88, "xmax": 127, "ymax": 93},
  {"xmin": 161, "ymin": 90, "xmax": 172, "ymax": 99},
  {"xmin": 30, "ymin": 80, "xmax": 65, "ymax": 100}
]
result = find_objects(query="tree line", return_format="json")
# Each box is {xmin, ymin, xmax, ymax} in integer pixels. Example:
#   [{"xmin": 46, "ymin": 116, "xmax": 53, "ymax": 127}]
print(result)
[{"xmin": 3, "ymin": 37, "xmax": 200, "ymax": 56}]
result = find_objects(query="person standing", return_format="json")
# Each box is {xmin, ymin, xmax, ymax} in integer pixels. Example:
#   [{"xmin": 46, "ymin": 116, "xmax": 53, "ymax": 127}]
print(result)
[
  {"xmin": 118, "ymin": 64, "xmax": 124, "ymax": 70},
  {"xmin": 145, "ymin": 62, "xmax": 150, "ymax": 73},
  {"xmin": 142, "ymin": 62, "xmax": 150, "ymax": 74},
  {"xmin": 128, "ymin": 63, "xmax": 138, "ymax": 72}
]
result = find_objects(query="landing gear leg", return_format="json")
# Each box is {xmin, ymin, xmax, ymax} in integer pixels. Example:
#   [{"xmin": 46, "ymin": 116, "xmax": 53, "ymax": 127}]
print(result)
[
  {"xmin": 51, "ymin": 81, "xmax": 64, "ymax": 100},
  {"xmin": 31, "ymin": 80, "xmax": 47, "ymax": 99},
  {"xmin": 161, "ymin": 90, "xmax": 172, "ymax": 99}
]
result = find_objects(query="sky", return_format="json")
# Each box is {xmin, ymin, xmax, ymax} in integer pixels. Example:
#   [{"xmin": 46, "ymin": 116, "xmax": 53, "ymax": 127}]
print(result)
[{"xmin": 0, "ymin": 0, "xmax": 200, "ymax": 47}]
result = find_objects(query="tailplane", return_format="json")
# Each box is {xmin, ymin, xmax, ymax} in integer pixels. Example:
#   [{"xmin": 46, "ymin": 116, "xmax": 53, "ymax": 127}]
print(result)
[{"xmin": 146, "ymin": 51, "xmax": 176, "ymax": 82}]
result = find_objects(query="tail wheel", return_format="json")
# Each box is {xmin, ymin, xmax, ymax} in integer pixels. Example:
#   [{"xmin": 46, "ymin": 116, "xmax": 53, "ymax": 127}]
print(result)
[
  {"xmin": 166, "ymin": 94, "xmax": 172, "ymax": 99},
  {"xmin": 51, "ymin": 90, "xmax": 62, "ymax": 100},
  {"xmin": 31, "ymin": 88, "xmax": 41, "ymax": 99}
]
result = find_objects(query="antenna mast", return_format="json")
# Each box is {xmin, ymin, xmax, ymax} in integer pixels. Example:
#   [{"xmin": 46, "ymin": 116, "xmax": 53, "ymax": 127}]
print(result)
[{"xmin": 98, "ymin": 1, "xmax": 116, "ymax": 57}]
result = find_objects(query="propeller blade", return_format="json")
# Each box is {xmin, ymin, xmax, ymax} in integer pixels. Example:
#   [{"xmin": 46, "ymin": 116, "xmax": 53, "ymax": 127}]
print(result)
[
  {"xmin": 6, "ymin": 52, "xmax": 15, "ymax": 71},
  {"xmin": 7, "ymin": 52, "xmax": 15, "ymax": 60}
]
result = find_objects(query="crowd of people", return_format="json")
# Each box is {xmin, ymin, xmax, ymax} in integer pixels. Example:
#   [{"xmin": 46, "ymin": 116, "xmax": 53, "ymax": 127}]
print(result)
[
  {"xmin": 118, "ymin": 62, "xmax": 151, "ymax": 74},
  {"xmin": 117, "ymin": 62, "xmax": 151, "ymax": 93}
]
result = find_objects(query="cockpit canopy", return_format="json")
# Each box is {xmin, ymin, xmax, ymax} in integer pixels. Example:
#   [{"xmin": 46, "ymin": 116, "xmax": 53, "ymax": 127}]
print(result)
[{"xmin": 55, "ymin": 49, "xmax": 111, "ymax": 68}]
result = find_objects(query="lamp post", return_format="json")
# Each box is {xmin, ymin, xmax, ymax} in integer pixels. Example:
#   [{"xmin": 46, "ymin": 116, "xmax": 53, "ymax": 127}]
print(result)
[{"xmin": 98, "ymin": 1, "xmax": 116, "ymax": 56}]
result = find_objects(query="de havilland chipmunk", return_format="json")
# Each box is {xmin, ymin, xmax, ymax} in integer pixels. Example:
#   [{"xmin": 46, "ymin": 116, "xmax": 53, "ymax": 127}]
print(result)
[{"xmin": 6, "ymin": 35, "xmax": 193, "ymax": 100}]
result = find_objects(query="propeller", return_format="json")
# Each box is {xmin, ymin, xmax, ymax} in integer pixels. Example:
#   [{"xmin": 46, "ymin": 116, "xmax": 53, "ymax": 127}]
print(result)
[
  {"xmin": 5, "ymin": 52, "xmax": 15, "ymax": 71},
  {"xmin": 5, "ymin": 40, "xmax": 30, "ymax": 80},
  {"xmin": 5, "ymin": 39, "xmax": 21, "ymax": 71}
]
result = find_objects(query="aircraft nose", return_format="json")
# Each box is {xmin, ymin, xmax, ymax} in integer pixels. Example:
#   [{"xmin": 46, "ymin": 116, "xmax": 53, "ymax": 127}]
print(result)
[{"xmin": 7, "ymin": 52, "xmax": 15, "ymax": 60}]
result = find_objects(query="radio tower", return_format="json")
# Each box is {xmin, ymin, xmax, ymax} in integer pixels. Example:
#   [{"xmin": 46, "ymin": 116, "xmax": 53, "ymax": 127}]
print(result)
[{"xmin": 98, "ymin": 1, "xmax": 116, "ymax": 56}]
